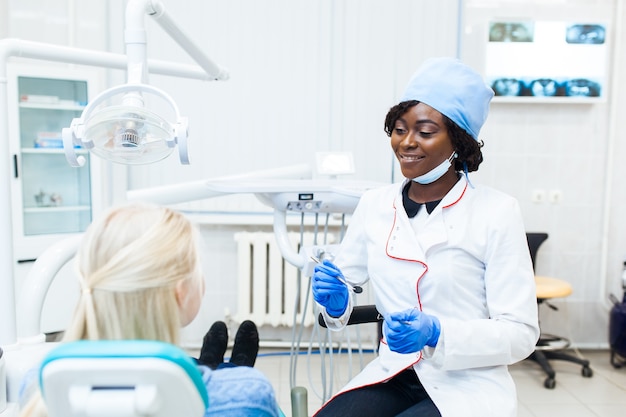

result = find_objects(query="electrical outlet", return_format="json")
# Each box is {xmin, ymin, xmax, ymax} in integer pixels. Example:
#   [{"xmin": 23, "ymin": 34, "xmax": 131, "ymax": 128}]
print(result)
[
  {"xmin": 549, "ymin": 190, "xmax": 563, "ymax": 204},
  {"xmin": 531, "ymin": 189, "xmax": 546, "ymax": 203}
]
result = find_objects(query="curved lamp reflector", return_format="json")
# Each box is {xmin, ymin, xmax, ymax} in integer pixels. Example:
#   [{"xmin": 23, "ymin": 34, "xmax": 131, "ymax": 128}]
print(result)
[
  {"xmin": 62, "ymin": 83, "xmax": 189, "ymax": 166},
  {"xmin": 83, "ymin": 105, "xmax": 177, "ymax": 164}
]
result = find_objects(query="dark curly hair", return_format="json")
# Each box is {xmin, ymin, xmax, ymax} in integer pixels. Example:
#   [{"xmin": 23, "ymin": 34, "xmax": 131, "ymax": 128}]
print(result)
[{"xmin": 384, "ymin": 100, "xmax": 484, "ymax": 172}]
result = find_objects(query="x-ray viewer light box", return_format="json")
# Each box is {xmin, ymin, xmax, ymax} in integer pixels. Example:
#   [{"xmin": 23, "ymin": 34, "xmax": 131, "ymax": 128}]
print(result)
[{"xmin": 486, "ymin": 21, "xmax": 608, "ymax": 103}]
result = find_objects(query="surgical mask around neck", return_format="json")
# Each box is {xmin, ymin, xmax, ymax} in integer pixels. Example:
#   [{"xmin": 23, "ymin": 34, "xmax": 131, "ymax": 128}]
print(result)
[{"xmin": 412, "ymin": 152, "xmax": 456, "ymax": 184}]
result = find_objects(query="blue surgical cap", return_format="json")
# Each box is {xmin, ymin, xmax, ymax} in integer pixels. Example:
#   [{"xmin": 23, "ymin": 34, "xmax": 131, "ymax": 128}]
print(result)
[{"xmin": 400, "ymin": 57, "xmax": 494, "ymax": 140}]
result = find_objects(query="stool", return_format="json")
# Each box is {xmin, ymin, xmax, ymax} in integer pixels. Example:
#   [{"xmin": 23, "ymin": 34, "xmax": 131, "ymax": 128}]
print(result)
[{"xmin": 530, "ymin": 275, "xmax": 593, "ymax": 388}]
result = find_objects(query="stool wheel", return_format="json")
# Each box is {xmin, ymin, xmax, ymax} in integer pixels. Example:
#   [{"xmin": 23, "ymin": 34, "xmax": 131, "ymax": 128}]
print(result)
[
  {"xmin": 582, "ymin": 366, "xmax": 593, "ymax": 378},
  {"xmin": 543, "ymin": 377, "xmax": 556, "ymax": 389}
]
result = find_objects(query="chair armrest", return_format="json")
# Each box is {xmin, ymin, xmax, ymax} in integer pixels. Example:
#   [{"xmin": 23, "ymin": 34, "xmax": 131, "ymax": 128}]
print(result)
[{"xmin": 317, "ymin": 305, "xmax": 382, "ymax": 328}]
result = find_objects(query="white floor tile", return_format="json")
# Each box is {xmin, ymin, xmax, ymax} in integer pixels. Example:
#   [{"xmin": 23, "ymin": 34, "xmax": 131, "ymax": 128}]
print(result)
[
  {"xmin": 517, "ymin": 403, "xmax": 535, "ymax": 417},
  {"xmin": 585, "ymin": 405, "xmax": 626, "ymax": 417},
  {"xmin": 252, "ymin": 348, "xmax": 626, "ymax": 417},
  {"xmin": 525, "ymin": 403, "xmax": 597, "ymax": 417}
]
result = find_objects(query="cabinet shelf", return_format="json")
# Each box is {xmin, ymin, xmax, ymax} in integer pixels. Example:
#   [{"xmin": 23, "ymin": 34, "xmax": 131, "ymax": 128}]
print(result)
[
  {"xmin": 23, "ymin": 205, "xmax": 91, "ymax": 214},
  {"xmin": 19, "ymin": 102, "xmax": 86, "ymax": 111},
  {"xmin": 492, "ymin": 96, "xmax": 605, "ymax": 104},
  {"xmin": 21, "ymin": 147, "xmax": 87, "ymax": 155}
]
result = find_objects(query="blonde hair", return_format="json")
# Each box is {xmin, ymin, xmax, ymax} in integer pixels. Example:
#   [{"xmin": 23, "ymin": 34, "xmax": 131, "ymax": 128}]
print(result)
[{"xmin": 19, "ymin": 203, "xmax": 204, "ymax": 417}]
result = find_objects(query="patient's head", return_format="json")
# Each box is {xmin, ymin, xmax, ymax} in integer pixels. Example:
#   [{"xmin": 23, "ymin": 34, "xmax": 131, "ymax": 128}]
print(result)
[{"xmin": 64, "ymin": 203, "xmax": 205, "ymax": 345}]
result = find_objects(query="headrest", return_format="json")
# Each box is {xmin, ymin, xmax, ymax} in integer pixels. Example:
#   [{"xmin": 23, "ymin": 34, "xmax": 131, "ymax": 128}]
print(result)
[{"xmin": 39, "ymin": 340, "xmax": 209, "ymax": 416}]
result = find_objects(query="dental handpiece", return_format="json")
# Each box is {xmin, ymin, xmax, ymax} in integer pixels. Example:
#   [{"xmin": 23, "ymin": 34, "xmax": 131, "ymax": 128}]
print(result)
[{"xmin": 310, "ymin": 256, "xmax": 363, "ymax": 294}]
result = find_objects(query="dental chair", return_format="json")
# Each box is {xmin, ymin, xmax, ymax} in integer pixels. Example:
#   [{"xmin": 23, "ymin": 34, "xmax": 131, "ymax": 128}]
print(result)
[
  {"xmin": 39, "ymin": 340, "xmax": 209, "ymax": 417},
  {"xmin": 39, "ymin": 340, "xmax": 292, "ymax": 417}
]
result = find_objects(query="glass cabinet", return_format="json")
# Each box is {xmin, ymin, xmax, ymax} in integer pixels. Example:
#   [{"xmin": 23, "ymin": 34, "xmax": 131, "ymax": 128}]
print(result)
[
  {"xmin": 8, "ymin": 65, "xmax": 102, "ymax": 261},
  {"xmin": 7, "ymin": 65, "xmax": 102, "ymax": 334},
  {"xmin": 19, "ymin": 77, "xmax": 91, "ymax": 234}
]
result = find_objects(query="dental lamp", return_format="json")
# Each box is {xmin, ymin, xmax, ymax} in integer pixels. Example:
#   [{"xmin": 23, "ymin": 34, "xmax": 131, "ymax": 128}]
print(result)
[
  {"xmin": 63, "ymin": 84, "xmax": 191, "ymax": 166},
  {"xmin": 62, "ymin": 0, "xmax": 229, "ymax": 167}
]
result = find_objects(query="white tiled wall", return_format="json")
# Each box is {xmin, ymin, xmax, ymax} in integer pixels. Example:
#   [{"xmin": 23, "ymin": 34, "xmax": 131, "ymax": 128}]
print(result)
[{"xmin": 3, "ymin": 0, "xmax": 626, "ymax": 348}]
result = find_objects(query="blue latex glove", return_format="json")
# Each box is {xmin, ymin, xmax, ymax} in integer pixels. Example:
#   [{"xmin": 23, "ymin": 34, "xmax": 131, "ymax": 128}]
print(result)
[
  {"xmin": 312, "ymin": 260, "xmax": 349, "ymax": 317},
  {"xmin": 383, "ymin": 308, "xmax": 441, "ymax": 354}
]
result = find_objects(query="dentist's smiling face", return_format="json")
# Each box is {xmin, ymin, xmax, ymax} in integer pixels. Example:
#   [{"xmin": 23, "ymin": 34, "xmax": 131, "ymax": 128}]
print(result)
[{"xmin": 390, "ymin": 103, "xmax": 455, "ymax": 181}]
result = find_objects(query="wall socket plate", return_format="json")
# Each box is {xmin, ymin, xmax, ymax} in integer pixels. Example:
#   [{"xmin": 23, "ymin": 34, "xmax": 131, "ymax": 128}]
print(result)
[
  {"xmin": 532, "ymin": 189, "xmax": 546, "ymax": 203},
  {"xmin": 549, "ymin": 190, "xmax": 563, "ymax": 204}
]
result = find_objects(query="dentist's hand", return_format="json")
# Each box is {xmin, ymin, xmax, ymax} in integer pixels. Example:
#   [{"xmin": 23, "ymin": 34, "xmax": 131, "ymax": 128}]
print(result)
[
  {"xmin": 312, "ymin": 260, "xmax": 349, "ymax": 317},
  {"xmin": 383, "ymin": 308, "xmax": 441, "ymax": 354}
]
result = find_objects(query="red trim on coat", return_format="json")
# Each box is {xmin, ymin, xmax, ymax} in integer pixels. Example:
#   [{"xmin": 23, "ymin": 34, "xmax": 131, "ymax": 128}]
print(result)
[
  {"xmin": 311, "ymin": 356, "xmax": 423, "ymax": 416},
  {"xmin": 442, "ymin": 180, "xmax": 468, "ymax": 208},
  {"xmin": 387, "ymin": 197, "xmax": 429, "ymax": 309}
]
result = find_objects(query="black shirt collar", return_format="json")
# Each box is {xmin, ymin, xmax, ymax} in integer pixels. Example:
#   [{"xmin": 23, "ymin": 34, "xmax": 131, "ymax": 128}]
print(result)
[{"xmin": 402, "ymin": 181, "xmax": 441, "ymax": 218}]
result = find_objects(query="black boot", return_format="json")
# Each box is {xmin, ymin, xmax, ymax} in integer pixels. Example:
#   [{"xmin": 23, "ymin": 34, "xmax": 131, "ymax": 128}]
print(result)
[
  {"xmin": 229, "ymin": 320, "xmax": 259, "ymax": 367},
  {"xmin": 198, "ymin": 321, "xmax": 228, "ymax": 370}
]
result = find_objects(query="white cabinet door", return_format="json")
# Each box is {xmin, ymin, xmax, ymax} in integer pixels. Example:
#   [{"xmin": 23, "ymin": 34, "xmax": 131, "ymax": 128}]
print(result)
[{"xmin": 7, "ymin": 64, "xmax": 103, "ymax": 333}]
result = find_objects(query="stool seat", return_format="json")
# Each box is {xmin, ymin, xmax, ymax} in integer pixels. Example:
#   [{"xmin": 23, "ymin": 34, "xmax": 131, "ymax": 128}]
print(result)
[{"xmin": 535, "ymin": 275, "xmax": 572, "ymax": 299}]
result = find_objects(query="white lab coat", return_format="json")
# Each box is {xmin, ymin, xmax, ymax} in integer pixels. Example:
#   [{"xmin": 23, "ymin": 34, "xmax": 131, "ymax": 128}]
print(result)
[{"xmin": 319, "ymin": 177, "xmax": 540, "ymax": 417}]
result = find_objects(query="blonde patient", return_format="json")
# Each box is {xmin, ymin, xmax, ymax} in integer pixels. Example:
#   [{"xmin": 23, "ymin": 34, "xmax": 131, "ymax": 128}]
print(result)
[{"xmin": 19, "ymin": 203, "xmax": 281, "ymax": 417}]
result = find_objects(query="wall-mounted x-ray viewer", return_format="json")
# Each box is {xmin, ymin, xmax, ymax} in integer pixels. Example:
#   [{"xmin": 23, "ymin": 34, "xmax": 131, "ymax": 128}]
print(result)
[{"xmin": 485, "ymin": 20, "xmax": 608, "ymax": 103}]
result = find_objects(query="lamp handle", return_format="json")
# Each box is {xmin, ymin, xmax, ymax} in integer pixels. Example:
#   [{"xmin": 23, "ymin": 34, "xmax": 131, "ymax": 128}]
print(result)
[
  {"xmin": 62, "ymin": 127, "xmax": 85, "ymax": 167},
  {"xmin": 78, "ymin": 83, "xmax": 183, "ymax": 123}
]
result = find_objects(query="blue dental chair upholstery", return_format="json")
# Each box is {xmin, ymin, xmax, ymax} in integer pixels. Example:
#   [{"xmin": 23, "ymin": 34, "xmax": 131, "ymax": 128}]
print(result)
[{"xmin": 39, "ymin": 340, "xmax": 208, "ymax": 417}]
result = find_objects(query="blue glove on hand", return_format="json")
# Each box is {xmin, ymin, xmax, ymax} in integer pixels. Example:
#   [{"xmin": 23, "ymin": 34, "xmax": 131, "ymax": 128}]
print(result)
[
  {"xmin": 312, "ymin": 260, "xmax": 349, "ymax": 317},
  {"xmin": 383, "ymin": 308, "xmax": 441, "ymax": 354}
]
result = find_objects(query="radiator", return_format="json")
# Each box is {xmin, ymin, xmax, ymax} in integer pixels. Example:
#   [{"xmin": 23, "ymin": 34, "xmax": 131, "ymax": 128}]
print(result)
[{"xmin": 233, "ymin": 231, "xmax": 334, "ymax": 327}]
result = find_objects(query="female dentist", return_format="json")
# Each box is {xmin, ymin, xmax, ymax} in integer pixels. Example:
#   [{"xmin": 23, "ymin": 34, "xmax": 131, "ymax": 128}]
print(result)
[{"xmin": 312, "ymin": 57, "xmax": 540, "ymax": 417}]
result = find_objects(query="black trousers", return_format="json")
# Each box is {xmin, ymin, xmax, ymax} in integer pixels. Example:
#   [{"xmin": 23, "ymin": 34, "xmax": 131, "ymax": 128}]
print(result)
[{"xmin": 314, "ymin": 369, "xmax": 442, "ymax": 417}]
